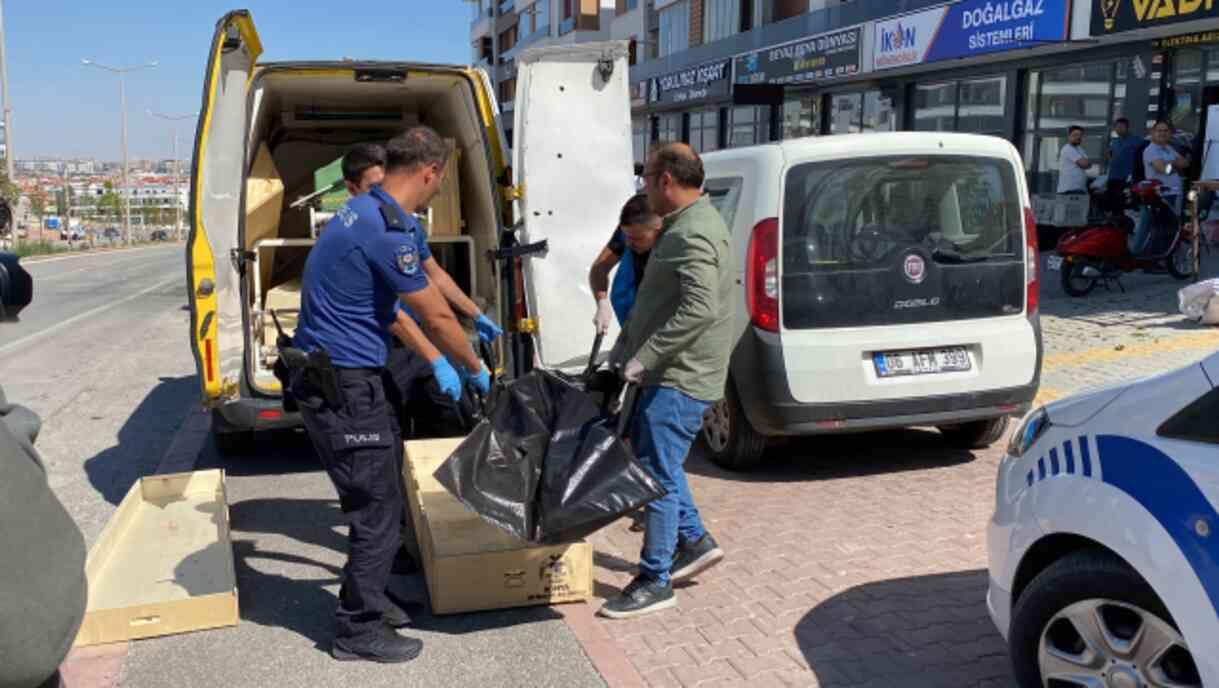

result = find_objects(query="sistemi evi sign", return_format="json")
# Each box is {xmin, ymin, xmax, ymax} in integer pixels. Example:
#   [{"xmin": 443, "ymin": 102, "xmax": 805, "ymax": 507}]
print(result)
[{"xmin": 874, "ymin": 0, "xmax": 1071, "ymax": 71}]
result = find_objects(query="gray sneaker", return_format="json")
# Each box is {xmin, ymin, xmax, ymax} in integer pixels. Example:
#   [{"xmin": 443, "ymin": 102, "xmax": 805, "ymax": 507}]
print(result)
[{"xmin": 671, "ymin": 533, "xmax": 724, "ymax": 584}]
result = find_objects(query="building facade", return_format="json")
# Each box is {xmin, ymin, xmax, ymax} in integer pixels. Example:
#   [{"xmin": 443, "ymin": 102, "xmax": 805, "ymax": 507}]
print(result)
[
  {"xmin": 470, "ymin": 0, "xmax": 643, "ymax": 144},
  {"xmin": 610, "ymin": 0, "xmax": 1219, "ymax": 200}
]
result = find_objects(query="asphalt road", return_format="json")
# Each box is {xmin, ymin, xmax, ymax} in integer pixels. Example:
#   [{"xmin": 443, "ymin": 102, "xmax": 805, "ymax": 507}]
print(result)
[{"xmin": 0, "ymin": 246, "xmax": 604, "ymax": 688}]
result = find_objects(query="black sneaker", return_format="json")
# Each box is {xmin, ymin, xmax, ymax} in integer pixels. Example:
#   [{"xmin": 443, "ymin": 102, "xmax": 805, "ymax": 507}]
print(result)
[
  {"xmin": 381, "ymin": 602, "xmax": 412, "ymax": 629},
  {"xmin": 332, "ymin": 625, "xmax": 423, "ymax": 663},
  {"xmin": 671, "ymin": 533, "xmax": 724, "ymax": 584},
  {"xmin": 597, "ymin": 576, "xmax": 676, "ymax": 619}
]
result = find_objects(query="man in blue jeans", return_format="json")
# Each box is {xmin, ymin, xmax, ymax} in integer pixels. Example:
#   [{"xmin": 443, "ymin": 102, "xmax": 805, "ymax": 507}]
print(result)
[{"xmin": 601, "ymin": 143, "xmax": 736, "ymax": 619}]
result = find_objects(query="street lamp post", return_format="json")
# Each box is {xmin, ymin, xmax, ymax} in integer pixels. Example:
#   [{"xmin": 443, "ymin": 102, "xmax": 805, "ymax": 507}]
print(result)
[
  {"xmin": 82, "ymin": 58, "xmax": 157, "ymax": 247},
  {"xmin": 148, "ymin": 110, "xmax": 196, "ymax": 241}
]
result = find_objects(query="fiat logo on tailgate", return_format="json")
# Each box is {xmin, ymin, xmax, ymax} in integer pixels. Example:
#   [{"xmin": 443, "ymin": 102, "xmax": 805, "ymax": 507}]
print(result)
[{"xmin": 903, "ymin": 254, "xmax": 926, "ymax": 284}]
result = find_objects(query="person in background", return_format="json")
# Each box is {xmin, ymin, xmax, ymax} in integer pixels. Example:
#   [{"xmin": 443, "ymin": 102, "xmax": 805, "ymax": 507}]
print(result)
[
  {"xmin": 590, "ymin": 194, "xmax": 663, "ymax": 334},
  {"xmin": 1104, "ymin": 117, "xmax": 1142, "ymax": 211},
  {"xmin": 600, "ymin": 143, "xmax": 733, "ymax": 620},
  {"xmin": 1057, "ymin": 125, "xmax": 1092, "ymax": 195},
  {"xmin": 1131, "ymin": 120, "xmax": 1191, "ymax": 256}
]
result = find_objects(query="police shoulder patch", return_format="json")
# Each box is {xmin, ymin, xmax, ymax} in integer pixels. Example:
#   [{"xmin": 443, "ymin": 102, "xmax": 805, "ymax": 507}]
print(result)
[
  {"xmin": 337, "ymin": 205, "xmax": 359, "ymax": 228},
  {"xmin": 396, "ymin": 242, "xmax": 420, "ymax": 276}
]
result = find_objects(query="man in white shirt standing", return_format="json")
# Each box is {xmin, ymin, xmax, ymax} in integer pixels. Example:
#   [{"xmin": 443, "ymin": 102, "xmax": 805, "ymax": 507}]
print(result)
[{"xmin": 1057, "ymin": 125, "xmax": 1092, "ymax": 195}]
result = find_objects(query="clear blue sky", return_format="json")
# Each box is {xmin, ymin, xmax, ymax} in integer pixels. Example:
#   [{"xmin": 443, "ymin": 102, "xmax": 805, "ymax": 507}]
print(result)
[{"xmin": 6, "ymin": 2, "xmax": 473, "ymax": 161}]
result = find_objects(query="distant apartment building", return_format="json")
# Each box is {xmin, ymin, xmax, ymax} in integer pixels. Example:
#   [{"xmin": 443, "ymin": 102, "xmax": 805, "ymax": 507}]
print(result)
[{"xmin": 470, "ymin": 0, "xmax": 627, "ymax": 144}]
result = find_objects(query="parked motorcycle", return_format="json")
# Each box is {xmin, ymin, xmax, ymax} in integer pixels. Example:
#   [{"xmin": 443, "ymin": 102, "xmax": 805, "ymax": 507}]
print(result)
[{"xmin": 1051, "ymin": 178, "xmax": 1196, "ymax": 297}]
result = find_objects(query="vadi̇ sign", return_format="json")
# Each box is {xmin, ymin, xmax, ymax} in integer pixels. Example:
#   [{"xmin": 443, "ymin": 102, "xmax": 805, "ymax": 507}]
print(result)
[{"xmin": 873, "ymin": 0, "xmax": 1071, "ymax": 71}]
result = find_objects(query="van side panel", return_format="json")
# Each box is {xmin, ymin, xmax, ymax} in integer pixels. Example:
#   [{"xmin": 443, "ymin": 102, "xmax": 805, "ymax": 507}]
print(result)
[{"xmin": 188, "ymin": 12, "xmax": 260, "ymax": 402}]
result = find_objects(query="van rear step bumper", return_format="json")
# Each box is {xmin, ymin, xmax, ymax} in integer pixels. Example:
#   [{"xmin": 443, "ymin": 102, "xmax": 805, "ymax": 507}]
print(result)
[
  {"xmin": 731, "ymin": 320, "xmax": 1043, "ymax": 437},
  {"xmin": 744, "ymin": 389, "xmax": 1035, "ymax": 436},
  {"xmin": 212, "ymin": 398, "xmax": 301, "ymax": 434}
]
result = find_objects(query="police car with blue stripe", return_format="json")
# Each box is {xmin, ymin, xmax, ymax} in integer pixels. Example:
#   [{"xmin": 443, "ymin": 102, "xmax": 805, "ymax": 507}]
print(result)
[{"xmin": 989, "ymin": 351, "xmax": 1219, "ymax": 687}]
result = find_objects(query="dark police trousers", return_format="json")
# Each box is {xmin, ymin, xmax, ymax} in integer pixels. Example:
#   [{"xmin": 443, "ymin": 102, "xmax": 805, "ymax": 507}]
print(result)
[{"xmin": 291, "ymin": 365, "xmax": 410, "ymax": 638}]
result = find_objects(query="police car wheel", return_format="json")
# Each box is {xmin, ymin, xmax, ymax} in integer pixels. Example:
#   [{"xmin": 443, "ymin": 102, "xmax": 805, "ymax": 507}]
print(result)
[{"xmin": 1009, "ymin": 548, "xmax": 1200, "ymax": 688}]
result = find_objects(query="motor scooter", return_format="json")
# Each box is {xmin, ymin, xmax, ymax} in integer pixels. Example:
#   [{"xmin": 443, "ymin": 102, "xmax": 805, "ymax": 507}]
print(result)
[{"xmin": 1051, "ymin": 178, "xmax": 1197, "ymax": 296}]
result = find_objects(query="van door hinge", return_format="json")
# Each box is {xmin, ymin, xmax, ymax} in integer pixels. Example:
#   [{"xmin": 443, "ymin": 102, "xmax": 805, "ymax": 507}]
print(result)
[
  {"xmin": 503, "ymin": 184, "xmax": 524, "ymax": 202},
  {"xmin": 230, "ymin": 249, "xmax": 255, "ymax": 275}
]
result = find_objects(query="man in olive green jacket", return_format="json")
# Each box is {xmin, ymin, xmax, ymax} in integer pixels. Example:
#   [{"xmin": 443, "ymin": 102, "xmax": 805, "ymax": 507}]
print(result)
[{"xmin": 600, "ymin": 143, "xmax": 735, "ymax": 620}]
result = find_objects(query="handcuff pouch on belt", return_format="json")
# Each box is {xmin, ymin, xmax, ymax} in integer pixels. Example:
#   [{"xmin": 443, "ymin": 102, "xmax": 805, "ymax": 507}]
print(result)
[{"xmin": 270, "ymin": 311, "xmax": 343, "ymax": 411}]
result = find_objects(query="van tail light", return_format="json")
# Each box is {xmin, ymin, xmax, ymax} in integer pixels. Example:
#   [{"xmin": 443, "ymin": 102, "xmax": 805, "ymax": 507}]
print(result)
[
  {"xmin": 1024, "ymin": 207, "xmax": 1040, "ymax": 317},
  {"xmin": 747, "ymin": 218, "xmax": 780, "ymax": 333}
]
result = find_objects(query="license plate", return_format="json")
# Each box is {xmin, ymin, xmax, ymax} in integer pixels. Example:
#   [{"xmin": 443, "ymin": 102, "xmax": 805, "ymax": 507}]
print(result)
[
  {"xmin": 1046, "ymin": 255, "xmax": 1064, "ymax": 272},
  {"xmin": 873, "ymin": 347, "xmax": 971, "ymax": 378}
]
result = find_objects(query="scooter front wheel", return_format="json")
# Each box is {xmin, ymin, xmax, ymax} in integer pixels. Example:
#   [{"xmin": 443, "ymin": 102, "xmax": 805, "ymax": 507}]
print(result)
[
  {"xmin": 1167, "ymin": 240, "xmax": 1196, "ymax": 280},
  {"xmin": 1060, "ymin": 260, "xmax": 1098, "ymax": 297}
]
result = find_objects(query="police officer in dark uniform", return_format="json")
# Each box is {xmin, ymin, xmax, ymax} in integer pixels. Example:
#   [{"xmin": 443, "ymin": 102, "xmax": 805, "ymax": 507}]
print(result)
[{"xmin": 288, "ymin": 126, "xmax": 487, "ymax": 663}]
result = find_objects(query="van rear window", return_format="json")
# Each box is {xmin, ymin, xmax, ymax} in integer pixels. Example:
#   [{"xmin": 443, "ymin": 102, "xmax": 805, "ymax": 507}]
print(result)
[{"xmin": 780, "ymin": 155, "xmax": 1024, "ymax": 330}]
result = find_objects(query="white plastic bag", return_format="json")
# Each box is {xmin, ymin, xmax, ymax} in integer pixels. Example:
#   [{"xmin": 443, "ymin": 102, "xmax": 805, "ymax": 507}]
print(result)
[{"xmin": 1179, "ymin": 279, "xmax": 1219, "ymax": 324}]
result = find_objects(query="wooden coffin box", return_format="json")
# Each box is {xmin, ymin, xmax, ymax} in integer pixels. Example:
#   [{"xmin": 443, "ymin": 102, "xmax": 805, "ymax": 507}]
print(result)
[
  {"xmin": 402, "ymin": 438, "xmax": 592, "ymax": 615},
  {"xmin": 74, "ymin": 470, "xmax": 238, "ymax": 646}
]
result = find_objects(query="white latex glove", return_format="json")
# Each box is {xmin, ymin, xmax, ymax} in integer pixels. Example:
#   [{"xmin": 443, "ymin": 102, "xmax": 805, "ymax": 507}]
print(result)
[
  {"xmin": 622, "ymin": 357, "xmax": 645, "ymax": 384},
  {"xmin": 593, "ymin": 298, "xmax": 614, "ymax": 335}
]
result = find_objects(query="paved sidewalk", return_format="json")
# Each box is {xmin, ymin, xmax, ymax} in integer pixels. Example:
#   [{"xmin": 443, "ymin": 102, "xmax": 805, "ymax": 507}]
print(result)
[{"xmin": 570, "ymin": 254, "xmax": 1219, "ymax": 687}]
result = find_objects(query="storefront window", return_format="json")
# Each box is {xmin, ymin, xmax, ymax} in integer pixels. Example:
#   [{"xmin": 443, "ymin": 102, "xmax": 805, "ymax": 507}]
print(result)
[
  {"xmin": 656, "ymin": 113, "xmax": 682, "ymax": 144},
  {"xmin": 632, "ymin": 117, "xmax": 648, "ymax": 164},
  {"xmin": 914, "ymin": 82, "xmax": 957, "ymax": 132},
  {"xmin": 689, "ymin": 108, "xmax": 721, "ymax": 153},
  {"xmin": 1173, "ymin": 49, "xmax": 1205, "ymax": 139},
  {"xmin": 862, "ymin": 91, "xmax": 895, "ymax": 133},
  {"xmin": 730, "ymin": 106, "xmax": 770, "ymax": 147},
  {"xmin": 830, "ymin": 93, "xmax": 863, "ymax": 135},
  {"xmin": 782, "ymin": 95, "xmax": 820, "ymax": 139},
  {"xmin": 958, "ymin": 76, "xmax": 1006, "ymax": 136},
  {"xmin": 1039, "ymin": 63, "xmax": 1111, "ymax": 132},
  {"xmin": 1027, "ymin": 61, "xmax": 1130, "ymax": 194}
]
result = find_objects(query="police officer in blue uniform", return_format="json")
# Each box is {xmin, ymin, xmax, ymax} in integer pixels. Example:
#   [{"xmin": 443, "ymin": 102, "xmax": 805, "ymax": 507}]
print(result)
[{"xmin": 289, "ymin": 127, "xmax": 488, "ymax": 663}]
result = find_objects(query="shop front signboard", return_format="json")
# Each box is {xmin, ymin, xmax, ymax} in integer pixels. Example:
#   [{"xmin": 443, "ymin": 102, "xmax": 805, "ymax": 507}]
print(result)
[
  {"xmin": 734, "ymin": 26, "xmax": 862, "ymax": 87},
  {"xmin": 1095, "ymin": 0, "xmax": 1219, "ymax": 36},
  {"xmin": 873, "ymin": 0, "xmax": 1071, "ymax": 71},
  {"xmin": 647, "ymin": 59, "xmax": 732, "ymax": 107}
]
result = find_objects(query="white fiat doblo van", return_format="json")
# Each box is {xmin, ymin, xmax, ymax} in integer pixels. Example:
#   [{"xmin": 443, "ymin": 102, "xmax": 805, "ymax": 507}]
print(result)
[
  {"xmin": 700, "ymin": 134, "xmax": 1042, "ymax": 469},
  {"xmin": 187, "ymin": 11, "xmax": 636, "ymax": 452}
]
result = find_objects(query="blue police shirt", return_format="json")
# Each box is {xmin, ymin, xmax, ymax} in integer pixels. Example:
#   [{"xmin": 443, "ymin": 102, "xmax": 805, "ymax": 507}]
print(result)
[{"xmin": 293, "ymin": 186, "xmax": 431, "ymax": 368}]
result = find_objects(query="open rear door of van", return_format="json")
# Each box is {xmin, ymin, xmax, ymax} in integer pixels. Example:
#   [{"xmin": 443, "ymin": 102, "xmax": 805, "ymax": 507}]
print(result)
[
  {"xmin": 513, "ymin": 42, "xmax": 635, "ymax": 370},
  {"xmin": 187, "ymin": 11, "xmax": 262, "ymax": 403}
]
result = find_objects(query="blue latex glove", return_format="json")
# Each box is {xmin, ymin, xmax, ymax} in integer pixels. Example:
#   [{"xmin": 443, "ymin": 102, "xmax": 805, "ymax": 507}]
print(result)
[
  {"xmin": 474, "ymin": 313, "xmax": 504, "ymax": 342},
  {"xmin": 468, "ymin": 365, "xmax": 492, "ymax": 396},
  {"xmin": 430, "ymin": 357, "xmax": 462, "ymax": 402}
]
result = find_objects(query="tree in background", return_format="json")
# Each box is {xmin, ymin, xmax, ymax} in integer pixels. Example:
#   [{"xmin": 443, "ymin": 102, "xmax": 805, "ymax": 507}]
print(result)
[
  {"xmin": 29, "ymin": 187, "xmax": 47, "ymax": 233},
  {"xmin": 98, "ymin": 180, "xmax": 121, "ymax": 225}
]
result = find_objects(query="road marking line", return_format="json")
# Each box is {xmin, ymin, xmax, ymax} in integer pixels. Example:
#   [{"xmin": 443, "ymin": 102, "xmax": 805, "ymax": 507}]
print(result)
[
  {"xmin": 19, "ymin": 244, "xmax": 179, "ymax": 266},
  {"xmin": 0, "ymin": 275, "xmax": 181, "ymax": 356},
  {"xmin": 1042, "ymin": 330, "xmax": 1219, "ymax": 371}
]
